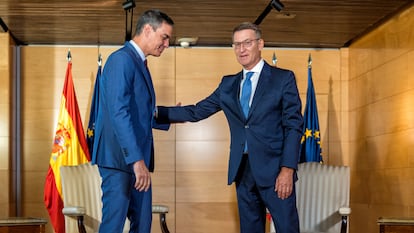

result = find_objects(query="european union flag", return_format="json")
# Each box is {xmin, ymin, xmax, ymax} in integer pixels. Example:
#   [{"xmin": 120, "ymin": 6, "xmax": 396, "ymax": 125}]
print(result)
[
  {"xmin": 86, "ymin": 55, "xmax": 102, "ymax": 154},
  {"xmin": 299, "ymin": 55, "xmax": 322, "ymax": 163}
]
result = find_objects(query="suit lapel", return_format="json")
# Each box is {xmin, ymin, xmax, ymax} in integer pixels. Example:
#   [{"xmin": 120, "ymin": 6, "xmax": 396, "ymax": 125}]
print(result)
[
  {"xmin": 234, "ymin": 73, "xmax": 246, "ymax": 119},
  {"xmin": 142, "ymin": 63, "xmax": 156, "ymax": 105},
  {"xmin": 249, "ymin": 63, "xmax": 270, "ymax": 117},
  {"xmin": 124, "ymin": 43, "xmax": 156, "ymax": 106}
]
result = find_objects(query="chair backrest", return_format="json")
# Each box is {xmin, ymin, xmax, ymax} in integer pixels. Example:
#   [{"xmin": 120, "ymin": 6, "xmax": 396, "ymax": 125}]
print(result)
[
  {"xmin": 60, "ymin": 163, "xmax": 129, "ymax": 233},
  {"xmin": 296, "ymin": 162, "xmax": 350, "ymax": 233}
]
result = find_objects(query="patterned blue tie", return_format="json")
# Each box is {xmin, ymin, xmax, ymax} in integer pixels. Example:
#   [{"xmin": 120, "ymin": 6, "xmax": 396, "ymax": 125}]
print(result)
[
  {"xmin": 241, "ymin": 72, "xmax": 253, "ymax": 153},
  {"xmin": 241, "ymin": 72, "xmax": 254, "ymax": 117}
]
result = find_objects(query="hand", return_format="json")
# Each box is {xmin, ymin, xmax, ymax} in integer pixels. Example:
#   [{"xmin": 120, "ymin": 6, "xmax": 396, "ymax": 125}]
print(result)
[
  {"xmin": 274, "ymin": 167, "xmax": 294, "ymax": 200},
  {"xmin": 133, "ymin": 160, "xmax": 151, "ymax": 192}
]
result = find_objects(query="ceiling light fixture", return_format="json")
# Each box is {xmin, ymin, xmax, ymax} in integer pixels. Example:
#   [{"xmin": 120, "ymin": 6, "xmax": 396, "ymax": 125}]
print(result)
[
  {"xmin": 254, "ymin": 0, "xmax": 284, "ymax": 25},
  {"xmin": 177, "ymin": 37, "xmax": 198, "ymax": 48},
  {"xmin": 122, "ymin": 0, "xmax": 135, "ymax": 10}
]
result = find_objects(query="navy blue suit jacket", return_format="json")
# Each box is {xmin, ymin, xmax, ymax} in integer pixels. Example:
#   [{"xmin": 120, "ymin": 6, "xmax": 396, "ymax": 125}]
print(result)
[
  {"xmin": 92, "ymin": 42, "xmax": 169, "ymax": 173},
  {"xmin": 158, "ymin": 62, "xmax": 303, "ymax": 187}
]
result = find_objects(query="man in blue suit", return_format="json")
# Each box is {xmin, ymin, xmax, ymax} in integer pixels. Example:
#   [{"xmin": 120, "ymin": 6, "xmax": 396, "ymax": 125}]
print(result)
[
  {"xmin": 157, "ymin": 22, "xmax": 303, "ymax": 233},
  {"xmin": 91, "ymin": 9, "xmax": 173, "ymax": 233}
]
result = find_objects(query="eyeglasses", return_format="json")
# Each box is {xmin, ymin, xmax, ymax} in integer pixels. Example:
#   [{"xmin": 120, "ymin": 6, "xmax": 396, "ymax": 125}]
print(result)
[{"xmin": 232, "ymin": 38, "xmax": 260, "ymax": 49}]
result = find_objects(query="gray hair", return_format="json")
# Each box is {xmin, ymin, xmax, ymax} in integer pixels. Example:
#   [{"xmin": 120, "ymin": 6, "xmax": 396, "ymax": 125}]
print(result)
[
  {"xmin": 232, "ymin": 22, "xmax": 262, "ymax": 40},
  {"xmin": 135, "ymin": 9, "xmax": 174, "ymax": 35}
]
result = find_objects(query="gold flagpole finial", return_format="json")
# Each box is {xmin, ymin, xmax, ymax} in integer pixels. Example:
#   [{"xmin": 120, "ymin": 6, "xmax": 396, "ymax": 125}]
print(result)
[
  {"xmin": 67, "ymin": 49, "xmax": 72, "ymax": 62},
  {"xmin": 308, "ymin": 53, "xmax": 312, "ymax": 68}
]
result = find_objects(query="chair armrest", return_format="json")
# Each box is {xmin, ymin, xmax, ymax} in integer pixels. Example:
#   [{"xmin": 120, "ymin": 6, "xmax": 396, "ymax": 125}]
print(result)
[
  {"xmin": 62, "ymin": 206, "xmax": 86, "ymax": 217},
  {"xmin": 339, "ymin": 207, "xmax": 351, "ymax": 216},
  {"xmin": 62, "ymin": 207, "xmax": 87, "ymax": 233},
  {"xmin": 63, "ymin": 205, "xmax": 169, "ymax": 233},
  {"xmin": 152, "ymin": 204, "xmax": 169, "ymax": 214},
  {"xmin": 339, "ymin": 207, "xmax": 351, "ymax": 233},
  {"xmin": 152, "ymin": 205, "xmax": 170, "ymax": 233}
]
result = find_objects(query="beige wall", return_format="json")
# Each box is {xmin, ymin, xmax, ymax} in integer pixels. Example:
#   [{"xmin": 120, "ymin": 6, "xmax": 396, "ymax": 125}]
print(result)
[
  {"xmin": 348, "ymin": 4, "xmax": 414, "ymax": 233},
  {"xmin": 0, "ymin": 32, "xmax": 15, "ymax": 216}
]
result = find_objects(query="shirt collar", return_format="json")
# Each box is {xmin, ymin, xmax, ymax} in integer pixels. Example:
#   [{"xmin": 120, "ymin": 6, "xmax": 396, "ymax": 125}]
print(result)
[
  {"xmin": 243, "ymin": 59, "xmax": 264, "ymax": 76},
  {"xmin": 129, "ymin": 40, "xmax": 146, "ymax": 62}
]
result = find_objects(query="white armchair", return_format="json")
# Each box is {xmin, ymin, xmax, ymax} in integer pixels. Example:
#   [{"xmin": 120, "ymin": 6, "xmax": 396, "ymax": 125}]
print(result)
[
  {"xmin": 60, "ymin": 162, "xmax": 170, "ymax": 233},
  {"xmin": 270, "ymin": 162, "xmax": 351, "ymax": 233}
]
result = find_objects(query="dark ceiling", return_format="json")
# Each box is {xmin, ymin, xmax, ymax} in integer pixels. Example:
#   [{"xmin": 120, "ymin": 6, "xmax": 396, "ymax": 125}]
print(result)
[{"xmin": 1, "ymin": 0, "xmax": 413, "ymax": 48}]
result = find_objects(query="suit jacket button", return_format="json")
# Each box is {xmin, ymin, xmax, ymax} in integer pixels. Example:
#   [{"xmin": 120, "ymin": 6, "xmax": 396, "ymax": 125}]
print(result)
[
  {"xmin": 244, "ymin": 125, "xmax": 249, "ymax": 129},
  {"xmin": 122, "ymin": 148, "xmax": 128, "ymax": 157}
]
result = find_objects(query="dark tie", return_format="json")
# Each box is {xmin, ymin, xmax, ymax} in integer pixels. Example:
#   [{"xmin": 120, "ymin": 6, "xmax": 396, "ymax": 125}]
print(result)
[
  {"xmin": 144, "ymin": 59, "xmax": 149, "ymax": 73},
  {"xmin": 240, "ymin": 72, "xmax": 254, "ymax": 117}
]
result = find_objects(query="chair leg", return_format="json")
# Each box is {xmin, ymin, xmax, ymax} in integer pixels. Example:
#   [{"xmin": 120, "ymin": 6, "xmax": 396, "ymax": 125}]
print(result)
[
  {"xmin": 159, "ymin": 213, "xmax": 170, "ymax": 233},
  {"xmin": 77, "ymin": 216, "xmax": 87, "ymax": 233},
  {"xmin": 340, "ymin": 216, "xmax": 348, "ymax": 233}
]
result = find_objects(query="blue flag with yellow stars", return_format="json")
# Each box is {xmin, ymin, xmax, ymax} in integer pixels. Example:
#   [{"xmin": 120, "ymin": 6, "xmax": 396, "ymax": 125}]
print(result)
[
  {"xmin": 299, "ymin": 57, "xmax": 322, "ymax": 163},
  {"xmin": 86, "ymin": 56, "xmax": 102, "ymax": 155}
]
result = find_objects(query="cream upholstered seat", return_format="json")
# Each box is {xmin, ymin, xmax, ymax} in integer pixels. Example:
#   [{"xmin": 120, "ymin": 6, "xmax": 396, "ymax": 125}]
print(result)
[
  {"xmin": 60, "ymin": 162, "xmax": 170, "ymax": 233},
  {"xmin": 269, "ymin": 162, "xmax": 351, "ymax": 233}
]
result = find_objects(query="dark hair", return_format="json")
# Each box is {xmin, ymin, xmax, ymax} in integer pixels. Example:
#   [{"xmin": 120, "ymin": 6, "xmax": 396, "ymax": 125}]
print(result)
[
  {"xmin": 135, "ymin": 9, "xmax": 174, "ymax": 35},
  {"xmin": 232, "ymin": 22, "xmax": 262, "ymax": 40}
]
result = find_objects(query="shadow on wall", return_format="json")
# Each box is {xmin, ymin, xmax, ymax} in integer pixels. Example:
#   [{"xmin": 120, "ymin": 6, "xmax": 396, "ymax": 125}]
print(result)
[{"xmin": 325, "ymin": 76, "xmax": 346, "ymax": 165}]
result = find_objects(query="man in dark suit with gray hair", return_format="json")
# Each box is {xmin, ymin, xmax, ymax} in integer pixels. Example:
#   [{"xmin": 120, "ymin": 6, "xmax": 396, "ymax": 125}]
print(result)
[{"xmin": 157, "ymin": 22, "xmax": 303, "ymax": 233}]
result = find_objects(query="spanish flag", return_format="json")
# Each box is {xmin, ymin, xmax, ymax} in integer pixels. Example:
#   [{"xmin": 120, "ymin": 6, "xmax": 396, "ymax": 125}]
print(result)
[{"xmin": 44, "ymin": 53, "xmax": 91, "ymax": 233}]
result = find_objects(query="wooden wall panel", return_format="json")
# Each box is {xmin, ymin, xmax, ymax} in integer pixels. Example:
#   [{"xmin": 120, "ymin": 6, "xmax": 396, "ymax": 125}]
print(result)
[
  {"xmin": 175, "ymin": 203, "xmax": 239, "ymax": 233},
  {"xmin": 0, "ymin": 32, "xmax": 13, "ymax": 216},
  {"xmin": 349, "ymin": 4, "xmax": 414, "ymax": 233},
  {"xmin": 0, "ymin": 170, "xmax": 10, "ymax": 216},
  {"xmin": 174, "ymin": 48, "xmax": 235, "ymax": 233},
  {"xmin": 176, "ymin": 171, "xmax": 235, "ymax": 202},
  {"xmin": 0, "ymin": 32, "xmax": 11, "ymax": 166},
  {"xmin": 176, "ymin": 141, "xmax": 229, "ymax": 172}
]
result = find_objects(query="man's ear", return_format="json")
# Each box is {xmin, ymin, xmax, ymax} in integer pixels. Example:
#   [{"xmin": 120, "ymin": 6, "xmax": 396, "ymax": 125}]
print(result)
[
  {"xmin": 258, "ymin": 39, "xmax": 265, "ymax": 50},
  {"xmin": 143, "ymin": 24, "xmax": 152, "ymax": 36}
]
